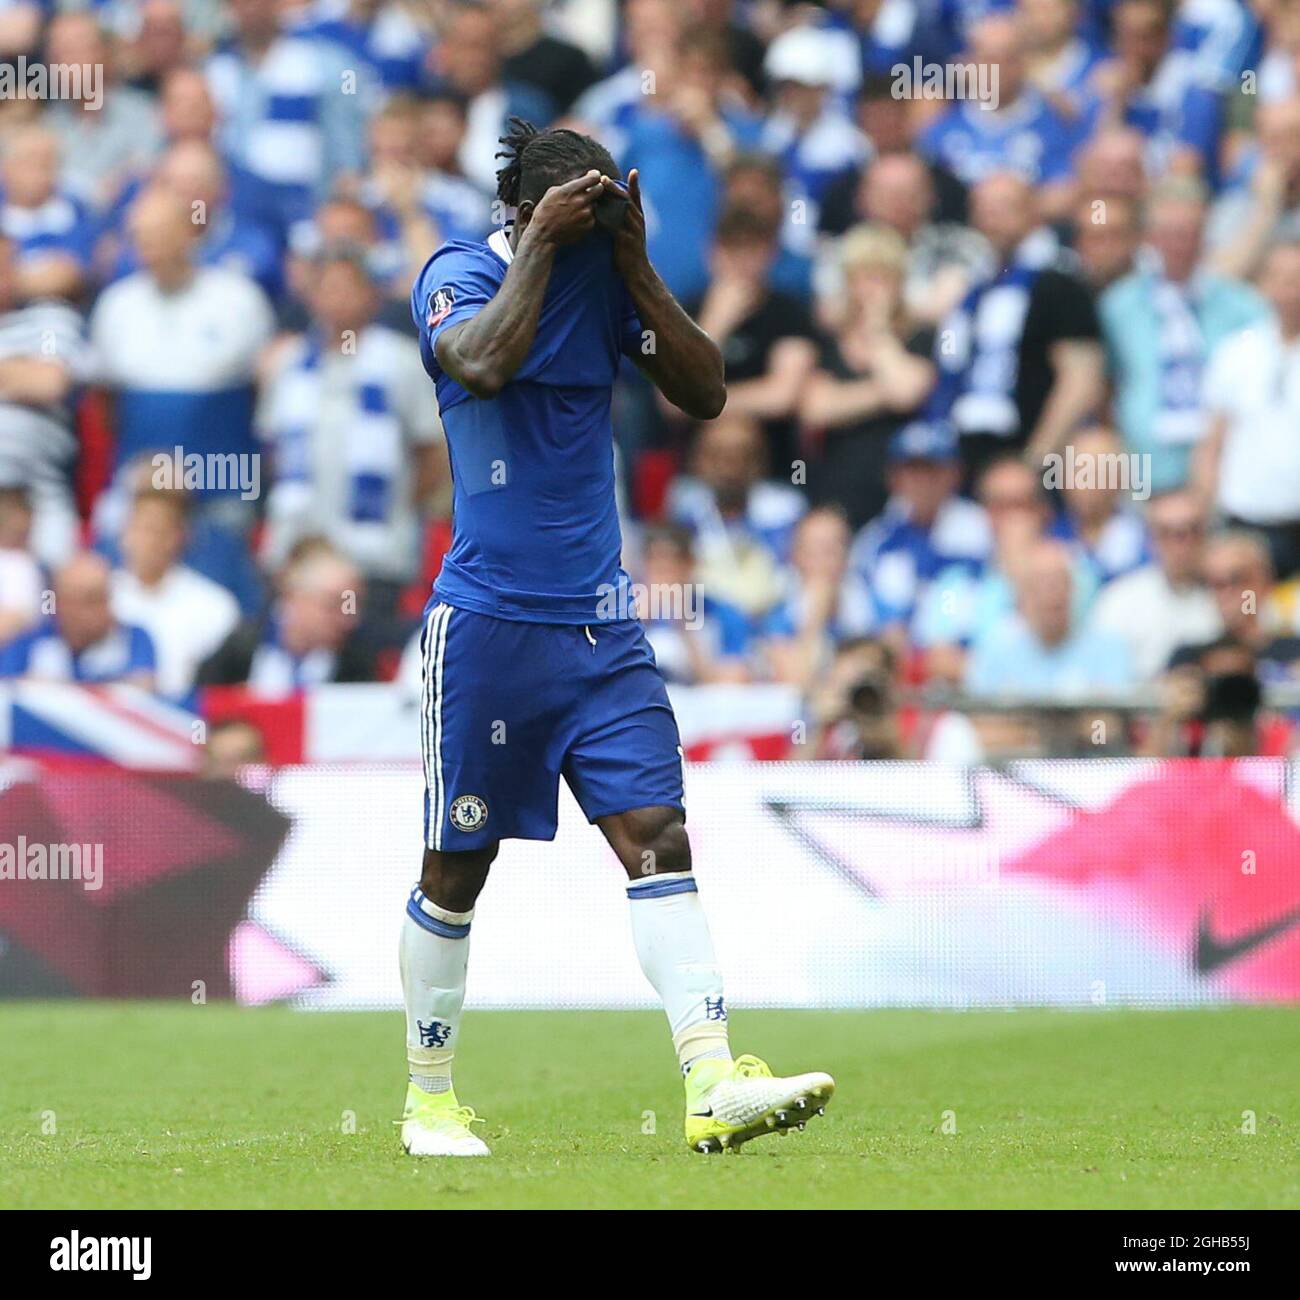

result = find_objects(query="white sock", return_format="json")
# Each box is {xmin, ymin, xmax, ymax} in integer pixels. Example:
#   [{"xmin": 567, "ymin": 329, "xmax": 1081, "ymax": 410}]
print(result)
[
  {"xmin": 627, "ymin": 871, "xmax": 731, "ymax": 1073},
  {"xmin": 400, "ymin": 885, "xmax": 473, "ymax": 1095}
]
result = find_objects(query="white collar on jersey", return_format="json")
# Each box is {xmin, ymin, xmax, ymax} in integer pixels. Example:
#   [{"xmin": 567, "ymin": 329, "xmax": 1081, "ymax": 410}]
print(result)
[{"xmin": 488, "ymin": 228, "xmax": 514, "ymax": 265}]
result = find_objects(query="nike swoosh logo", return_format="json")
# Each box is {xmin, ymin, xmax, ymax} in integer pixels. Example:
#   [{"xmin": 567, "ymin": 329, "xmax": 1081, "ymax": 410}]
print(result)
[{"xmin": 1194, "ymin": 905, "xmax": 1300, "ymax": 974}]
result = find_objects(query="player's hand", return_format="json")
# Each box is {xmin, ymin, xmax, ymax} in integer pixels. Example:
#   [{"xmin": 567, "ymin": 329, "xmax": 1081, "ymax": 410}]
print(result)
[
  {"xmin": 606, "ymin": 169, "xmax": 649, "ymax": 278},
  {"xmin": 527, "ymin": 170, "xmax": 603, "ymax": 247}
]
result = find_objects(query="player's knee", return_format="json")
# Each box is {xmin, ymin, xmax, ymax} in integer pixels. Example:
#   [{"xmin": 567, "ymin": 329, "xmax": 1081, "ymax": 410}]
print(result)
[
  {"xmin": 621, "ymin": 807, "xmax": 690, "ymax": 878},
  {"xmin": 420, "ymin": 844, "xmax": 498, "ymax": 912}
]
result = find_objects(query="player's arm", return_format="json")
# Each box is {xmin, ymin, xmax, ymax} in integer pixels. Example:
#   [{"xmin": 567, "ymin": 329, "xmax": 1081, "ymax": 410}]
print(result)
[
  {"xmin": 434, "ymin": 171, "xmax": 605, "ymax": 399},
  {"xmin": 607, "ymin": 171, "xmax": 726, "ymax": 420}
]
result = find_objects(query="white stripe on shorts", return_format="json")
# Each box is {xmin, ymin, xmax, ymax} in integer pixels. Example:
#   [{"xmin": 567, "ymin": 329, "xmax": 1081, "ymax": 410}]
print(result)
[
  {"xmin": 431, "ymin": 604, "xmax": 451, "ymax": 849},
  {"xmin": 420, "ymin": 603, "xmax": 451, "ymax": 850}
]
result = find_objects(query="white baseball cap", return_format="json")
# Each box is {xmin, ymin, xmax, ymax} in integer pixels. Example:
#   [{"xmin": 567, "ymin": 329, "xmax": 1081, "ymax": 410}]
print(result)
[{"xmin": 764, "ymin": 25, "xmax": 861, "ymax": 93}]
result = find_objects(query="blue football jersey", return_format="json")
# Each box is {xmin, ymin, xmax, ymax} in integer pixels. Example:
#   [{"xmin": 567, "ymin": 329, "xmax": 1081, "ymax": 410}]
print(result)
[{"xmin": 412, "ymin": 229, "xmax": 644, "ymax": 623}]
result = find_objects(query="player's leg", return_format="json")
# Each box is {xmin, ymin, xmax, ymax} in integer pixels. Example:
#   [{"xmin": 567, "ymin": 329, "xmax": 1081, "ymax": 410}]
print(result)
[
  {"xmin": 401, "ymin": 603, "xmax": 567, "ymax": 1155},
  {"xmin": 399, "ymin": 847, "xmax": 498, "ymax": 1160},
  {"xmin": 400, "ymin": 601, "xmax": 497, "ymax": 1157},
  {"xmin": 598, "ymin": 805, "xmax": 834, "ymax": 1152},
  {"xmin": 597, "ymin": 805, "xmax": 732, "ymax": 1070},
  {"xmin": 402, "ymin": 844, "xmax": 495, "ymax": 1091},
  {"xmin": 570, "ymin": 620, "xmax": 835, "ymax": 1152}
]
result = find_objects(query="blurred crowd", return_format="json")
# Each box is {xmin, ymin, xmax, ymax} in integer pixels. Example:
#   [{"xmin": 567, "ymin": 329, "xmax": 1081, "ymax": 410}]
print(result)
[{"xmin": 0, "ymin": 0, "xmax": 1298, "ymax": 761}]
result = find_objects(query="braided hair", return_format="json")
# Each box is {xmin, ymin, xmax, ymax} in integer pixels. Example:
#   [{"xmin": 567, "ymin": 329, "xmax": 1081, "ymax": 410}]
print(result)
[{"xmin": 495, "ymin": 117, "xmax": 619, "ymax": 209}]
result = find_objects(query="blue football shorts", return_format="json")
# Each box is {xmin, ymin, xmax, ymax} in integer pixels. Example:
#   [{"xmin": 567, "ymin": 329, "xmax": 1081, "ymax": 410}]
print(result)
[{"xmin": 419, "ymin": 601, "xmax": 686, "ymax": 851}]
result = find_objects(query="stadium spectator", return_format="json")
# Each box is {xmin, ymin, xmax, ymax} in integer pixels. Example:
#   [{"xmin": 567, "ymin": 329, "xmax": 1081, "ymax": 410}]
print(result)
[
  {"xmin": 913, "ymin": 453, "xmax": 1094, "ymax": 680},
  {"xmin": 1073, "ymin": 125, "xmax": 1150, "ymax": 208},
  {"xmin": 1100, "ymin": 176, "xmax": 1268, "ymax": 496},
  {"xmin": 964, "ymin": 538, "xmax": 1133, "ymax": 697},
  {"xmin": 758, "ymin": 24, "xmax": 866, "ymax": 230},
  {"xmin": 409, "ymin": 91, "xmax": 495, "ymax": 246},
  {"xmin": 930, "ymin": 170, "xmax": 1104, "ymax": 484},
  {"xmin": 104, "ymin": 140, "xmax": 284, "ymax": 303},
  {"xmin": 1046, "ymin": 424, "xmax": 1150, "ymax": 583},
  {"xmin": 1084, "ymin": 0, "xmax": 1225, "ymax": 183},
  {"xmin": 206, "ymin": 0, "xmax": 374, "ymax": 233},
  {"xmin": 635, "ymin": 522, "xmax": 751, "ymax": 684},
  {"xmin": 259, "ymin": 244, "xmax": 447, "ymax": 620},
  {"xmin": 42, "ymin": 11, "xmax": 164, "ymax": 211},
  {"xmin": 91, "ymin": 453, "xmax": 267, "ymax": 619},
  {"xmin": 1072, "ymin": 191, "xmax": 1142, "ymax": 291},
  {"xmin": 1172, "ymin": 531, "xmax": 1300, "ymax": 682},
  {"xmin": 815, "ymin": 152, "xmax": 988, "ymax": 328},
  {"xmin": 570, "ymin": 0, "xmax": 682, "ymax": 161},
  {"xmin": 162, "ymin": 140, "xmax": 283, "ymax": 297},
  {"xmin": 158, "ymin": 65, "xmax": 219, "ymax": 147},
  {"xmin": 1208, "ymin": 97, "xmax": 1300, "ymax": 280},
  {"xmin": 0, "ymin": 234, "xmax": 89, "ymax": 568},
  {"xmin": 1171, "ymin": 0, "xmax": 1259, "ymax": 94},
  {"xmin": 721, "ymin": 153, "xmax": 814, "ymax": 300},
  {"xmin": 90, "ymin": 186, "xmax": 274, "ymax": 503},
  {"xmin": 1254, "ymin": 0, "xmax": 1300, "ymax": 105},
  {"xmin": 1143, "ymin": 638, "xmax": 1282, "ymax": 760},
  {"xmin": 427, "ymin": 1, "xmax": 555, "ymax": 194},
  {"xmin": 849, "ymin": 418, "xmax": 990, "ymax": 638},
  {"xmin": 0, "ymin": 484, "xmax": 41, "ymax": 641},
  {"xmin": 691, "ymin": 206, "xmax": 818, "ymax": 476},
  {"xmin": 1196, "ymin": 240, "xmax": 1300, "ymax": 578},
  {"xmin": 202, "ymin": 716, "xmax": 269, "ymax": 779},
  {"xmin": 120, "ymin": 0, "xmax": 191, "ymax": 97},
  {"xmin": 797, "ymin": 636, "xmax": 905, "ymax": 760},
  {"xmin": 915, "ymin": 16, "xmax": 1085, "ymax": 213},
  {"xmin": 0, "ymin": 550, "xmax": 156, "ymax": 689},
  {"xmin": 1022, "ymin": 0, "xmax": 1105, "ymax": 116},
  {"xmin": 680, "ymin": 0, "xmax": 767, "ymax": 100},
  {"xmin": 110, "ymin": 487, "xmax": 241, "ymax": 700},
  {"xmin": 0, "ymin": 124, "xmax": 95, "ymax": 301},
  {"xmin": 1197, "ymin": 661, "xmax": 1267, "ymax": 757},
  {"xmin": 0, "ymin": 1, "xmax": 41, "ymax": 60},
  {"xmin": 622, "ymin": 25, "xmax": 762, "ymax": 302},
  {"xmin": 281, "ymin": 195, "xmax": 405, "ymax": 333},
  {"xmin": 1088, "ymin": 489, "xmax": 1221, "ymax": 680},
  {"xmin": 667, "ymin": 411, "xmax": 805, "ymax": 618},
  {"xmin": 492, "ymin": 0, "xmax": 598, "ymax": 115},
  {"xmin": 197, "ymin": 542, "xmax": 375, "ymax": 692},
  {"xmin": 830, "ymin": 72, "xmax": 971, "ymax": 228},
  {"xmin": 760, "ymin": 505, "xmax": 876, "ymax": 689},
  {"xmin": 803, "ymin": 223, "xmax": 937, "ymax": 530},
  {"xmin": 359, "ymin": 96, "xmax": 446, "ymax": 297},
  {"xmin": 297, "ymin": 0, "xmax": 431, "ymax": 93}
]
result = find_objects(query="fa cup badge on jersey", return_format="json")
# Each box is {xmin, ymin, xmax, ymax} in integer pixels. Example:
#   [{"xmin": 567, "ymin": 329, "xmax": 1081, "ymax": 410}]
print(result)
[{"xmin": 426, "ymin": 285, "xmax": 457, "ymax": 328}]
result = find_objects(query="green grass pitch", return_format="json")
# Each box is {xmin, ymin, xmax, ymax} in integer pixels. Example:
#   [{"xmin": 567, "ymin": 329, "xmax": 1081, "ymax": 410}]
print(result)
[{"xmin": 3, "ymin": 1003, "xmax": 1297, "ymax": 1209}]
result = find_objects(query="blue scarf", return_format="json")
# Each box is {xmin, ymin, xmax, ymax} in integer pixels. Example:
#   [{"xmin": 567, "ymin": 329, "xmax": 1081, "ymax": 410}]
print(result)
[
  {"xmin": 1150, "ymin": 272, "xmax": 1207, "ymax": 445},
  {"xmin": 268, "ymin": 325, "xmax": 405, "ymax": 527},
  {"xmin": 934, "ymin": 229, "xmax": 1058, "ymax": 437}
]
